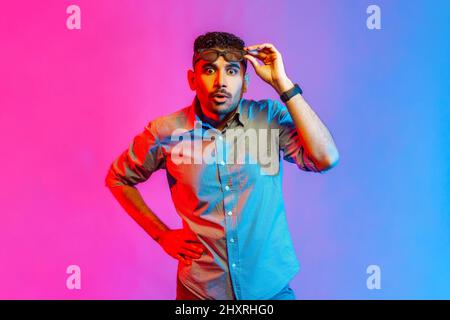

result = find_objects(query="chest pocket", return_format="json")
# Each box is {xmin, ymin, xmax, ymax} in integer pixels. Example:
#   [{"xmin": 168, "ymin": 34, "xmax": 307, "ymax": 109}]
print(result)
[{"xmin": 222, "ymin": 127, "xmax": 280, "ymax": 191}]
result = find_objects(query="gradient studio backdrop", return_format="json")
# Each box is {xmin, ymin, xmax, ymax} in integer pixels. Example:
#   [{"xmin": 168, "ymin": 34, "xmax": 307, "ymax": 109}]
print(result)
[{"xmin": 1, "ymin": 0, "xmax": 449, "ymax": 299}]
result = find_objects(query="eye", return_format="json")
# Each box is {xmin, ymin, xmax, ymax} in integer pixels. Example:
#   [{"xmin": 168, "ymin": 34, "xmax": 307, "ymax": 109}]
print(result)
[
  {"xmin": 205, "ymin": 68, "xmax": 215, "ymax": 75},
  {"xmin": 227, "ymin": 68, "xmax": 238, "ymax": 75}
]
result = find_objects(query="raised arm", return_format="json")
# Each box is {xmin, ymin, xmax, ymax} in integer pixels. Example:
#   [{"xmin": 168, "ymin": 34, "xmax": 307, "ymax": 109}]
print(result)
[{"xmin": 244, "ymin": 43, "xmax": 340, "ymax": 172}]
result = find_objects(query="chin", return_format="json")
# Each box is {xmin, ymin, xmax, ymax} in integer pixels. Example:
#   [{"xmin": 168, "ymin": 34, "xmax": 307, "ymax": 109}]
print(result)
[{"xmin": 211, "ymin": 101, "xmax": 234, "ymax": 115}]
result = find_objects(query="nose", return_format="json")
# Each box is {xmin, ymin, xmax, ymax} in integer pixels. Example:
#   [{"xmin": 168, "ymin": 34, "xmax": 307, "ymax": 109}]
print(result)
[{"xmin": 214, "ymin": 69, "xmax": 227, "ymax": 88}]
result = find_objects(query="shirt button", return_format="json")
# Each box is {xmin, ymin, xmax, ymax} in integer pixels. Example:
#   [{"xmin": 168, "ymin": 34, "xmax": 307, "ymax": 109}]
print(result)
[
  {"xmin": 227, "ymin": 211, "xmax": 233, "ymax": 216},
  {"xmin": 232, "ymin": 263, "xmax": 236, "ymax": 268},
  {"xmin": 230, "ymin": 238, "xmax": 235, "ymax": 243},
  {"xmin": 224, "ymin": 185, "xmax": 230, "ymax": 191},
  {"xmin": 218, "ymin": 135, "xmax": 223, "ymax": 140},
  {"xmin": 220, "ymin": 161, "xmax": 225, "ymax": 166}
]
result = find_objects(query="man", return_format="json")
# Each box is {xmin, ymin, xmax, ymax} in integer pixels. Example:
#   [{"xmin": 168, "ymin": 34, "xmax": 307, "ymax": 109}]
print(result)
[{"xmin": 105, "ymin": 31, "xmax": 339, "ymax": 300}]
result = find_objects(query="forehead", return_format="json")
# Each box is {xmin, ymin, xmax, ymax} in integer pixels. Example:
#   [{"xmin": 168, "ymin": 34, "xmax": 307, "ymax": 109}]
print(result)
[{"xmin": 197, "ymin": 57, "xmax": 242, "ymax": 69}]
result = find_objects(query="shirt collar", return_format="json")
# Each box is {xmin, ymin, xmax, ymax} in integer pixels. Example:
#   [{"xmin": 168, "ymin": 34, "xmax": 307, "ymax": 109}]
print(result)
[{"xmin": 187, "ymin": 95, "xmax": 248, "ymax": 131}]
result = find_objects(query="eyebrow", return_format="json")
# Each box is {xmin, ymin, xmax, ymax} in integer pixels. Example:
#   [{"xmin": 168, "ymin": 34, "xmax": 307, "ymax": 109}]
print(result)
[{"xmin": 201, "ymin": 62, "xmax": 241, "ymax": 70}]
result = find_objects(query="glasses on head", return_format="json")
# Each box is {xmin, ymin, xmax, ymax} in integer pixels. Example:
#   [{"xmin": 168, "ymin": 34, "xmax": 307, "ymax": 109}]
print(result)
[{"xmin": 193, "ymin": 48, "xmax": 248, "ymax": 67}]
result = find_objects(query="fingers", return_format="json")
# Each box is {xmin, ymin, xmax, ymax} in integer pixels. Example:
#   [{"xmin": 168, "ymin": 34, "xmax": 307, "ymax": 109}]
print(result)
[
  {"xmin": 168, "ymin": 229, "xmax": 208, "ymax": 265},
  {"xmin": 179, "ymin": 247, "xmax": 203, "ymax": 259},
  {"xmin": 184, "ymin": 238, "xmax": 202, "ymax": 244},
  {"xmin": 247, "ymin": 51, "xmax": 268, "ymax": 61},
  {"xmin": 181, "ymin": 240, "xmax": 205, "ymax": 259},
  {"xmin": 175, "ymin": 254, "xmax": 192, "ymax": 265},
  {"xmin": 244, "ymin": 54, "xmax": 261, "ymax": 70},
  {"xmin": 184, "ymin": 242, "xmax": 205, "ymax": 253},
  {"xmin": 175, "ymin": 245, "xmax": 204, "ymax": 265},
  {"xmin": 244, "ymin": 43, "xmax": 279, "ymax": 65},
  {"xmin": 183, "ymin": 233, "xmax": 207, "ymax": 253},
  {"xmin": 245, "ymin": 43, "xmax": 278, "ymax": 54},
  {"xmin": 183, "ymin": 242, "xmax": 205, "ymax": 253},
  {"xmin": 183, "ymin": 236, "xmax": 206, "ymax": 250}
]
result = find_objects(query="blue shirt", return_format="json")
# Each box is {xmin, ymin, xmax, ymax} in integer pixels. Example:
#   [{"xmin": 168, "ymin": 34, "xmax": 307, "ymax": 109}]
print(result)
[{"xmin": 105, "ymin": 95, "xmax": 321, "ymax": 299}]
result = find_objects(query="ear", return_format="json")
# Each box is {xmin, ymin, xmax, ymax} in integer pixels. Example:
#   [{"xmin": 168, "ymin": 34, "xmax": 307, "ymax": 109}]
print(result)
[
  {"xmin": 242, "ymin": 73, "xmax": 249, "ymax": 93},
  {"xmin": 187, "ymin": 69, "xmax": 196, "ymax": 91}
]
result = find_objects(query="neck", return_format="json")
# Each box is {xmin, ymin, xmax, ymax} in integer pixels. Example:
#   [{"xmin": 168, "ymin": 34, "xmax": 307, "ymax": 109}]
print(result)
[{"xmin": 197, "ymin": 101, "xmax": 239, "ymax": 131}]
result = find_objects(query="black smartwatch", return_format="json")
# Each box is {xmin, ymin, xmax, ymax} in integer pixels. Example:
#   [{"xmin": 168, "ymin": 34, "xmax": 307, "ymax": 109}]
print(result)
[{"xmin": 280, "ymin": 83, "xmax": 303, "ymax": 103}]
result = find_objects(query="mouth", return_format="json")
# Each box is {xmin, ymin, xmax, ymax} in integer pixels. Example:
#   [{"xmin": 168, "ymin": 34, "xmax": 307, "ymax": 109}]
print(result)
[{"xmin": 212, "ymin": 93, "xmax": 229, "ymax": 103}]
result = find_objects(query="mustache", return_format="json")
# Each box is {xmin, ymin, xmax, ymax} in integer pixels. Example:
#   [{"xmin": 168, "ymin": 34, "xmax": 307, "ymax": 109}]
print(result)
[{"xmin": 210, "ymin": 90, "xmax": 231, "ymax": 98}]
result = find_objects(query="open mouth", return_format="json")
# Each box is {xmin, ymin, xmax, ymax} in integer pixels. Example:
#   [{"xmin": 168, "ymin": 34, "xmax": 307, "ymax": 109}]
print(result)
[{"xmin": 212, "ymin": 94, "xmax": 229, "ymax": 103}]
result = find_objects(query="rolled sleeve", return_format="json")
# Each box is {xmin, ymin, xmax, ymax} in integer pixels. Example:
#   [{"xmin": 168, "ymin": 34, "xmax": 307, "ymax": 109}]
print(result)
[
  {"xmin": 105, "ymin": 121, "xmax": 166, "ymax": 188},
  {"xmin": 271, "ymin": 99, "xmax": 319, "ymax": 172}
]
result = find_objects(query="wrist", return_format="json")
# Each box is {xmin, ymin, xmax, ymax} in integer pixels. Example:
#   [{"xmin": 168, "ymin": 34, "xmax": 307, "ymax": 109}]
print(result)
[
  {"xmin": 154, "ymin": 227, "xmax": 170, "ymax": 245},
  {"xmin": 274, "ymin": 78, "xmax": 294, "ymax": 95}
]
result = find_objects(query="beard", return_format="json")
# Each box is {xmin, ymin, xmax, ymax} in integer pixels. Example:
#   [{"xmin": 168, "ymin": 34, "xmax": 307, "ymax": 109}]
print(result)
[{"xmin": 208, "ymin": 89, "xmax": 243, "ymax": 115}]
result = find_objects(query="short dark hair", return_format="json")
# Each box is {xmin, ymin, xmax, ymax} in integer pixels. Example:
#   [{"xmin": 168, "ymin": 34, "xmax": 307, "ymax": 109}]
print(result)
[{"xmin": 193, "ymin": 31, "xmax": 247, "ymax": 72}]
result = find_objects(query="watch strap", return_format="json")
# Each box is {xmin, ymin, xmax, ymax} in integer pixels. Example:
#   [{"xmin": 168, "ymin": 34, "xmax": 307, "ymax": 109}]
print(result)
[{"xmin": 280, "ymin": 83, "xmax": 303, "ymax": 103}]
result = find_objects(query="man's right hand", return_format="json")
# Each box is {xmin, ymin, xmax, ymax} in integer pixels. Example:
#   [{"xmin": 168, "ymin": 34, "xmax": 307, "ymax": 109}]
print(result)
[{"xmin": 157, "ymin": 229, "xmax": 206, "ymax": 265}]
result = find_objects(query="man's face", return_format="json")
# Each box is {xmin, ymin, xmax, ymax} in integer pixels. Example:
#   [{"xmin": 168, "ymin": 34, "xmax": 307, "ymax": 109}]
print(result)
[{"xmin": 190, "ymin": 48, "xmax": 246, "ymax": 116}]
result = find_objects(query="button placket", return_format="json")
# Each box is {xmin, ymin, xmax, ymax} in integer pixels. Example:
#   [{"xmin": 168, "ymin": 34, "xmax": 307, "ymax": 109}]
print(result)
[
  {"xmin": 225, "ymin": 192, "xmax": 241, "ymax": 299},
  {"xmin": 215, "ymin": 127, "xmax": 241, "ymax": 299}
]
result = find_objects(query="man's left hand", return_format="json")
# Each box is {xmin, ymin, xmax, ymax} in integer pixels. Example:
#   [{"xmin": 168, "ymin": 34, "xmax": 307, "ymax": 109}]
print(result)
[{"xmin": 244, "ymin": 43, "xmax": 294, "ymax": 95}]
